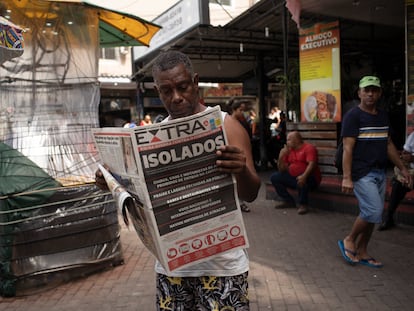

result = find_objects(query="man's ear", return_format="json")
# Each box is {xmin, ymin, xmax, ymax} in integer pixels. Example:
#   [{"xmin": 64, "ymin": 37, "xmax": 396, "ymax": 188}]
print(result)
[{"xmin": 193, "ymin": 73, "xmax": 199, "ymax": 85}]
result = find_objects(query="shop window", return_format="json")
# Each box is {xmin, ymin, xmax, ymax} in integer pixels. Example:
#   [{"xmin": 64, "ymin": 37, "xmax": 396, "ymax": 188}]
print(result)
[
  {"xmin": 99, "ymin": 47, "xmax": 116, "ymax": 60},
  {"xmin": 99, "ymin": 98, "xmax": 133, "ymax": 127}
]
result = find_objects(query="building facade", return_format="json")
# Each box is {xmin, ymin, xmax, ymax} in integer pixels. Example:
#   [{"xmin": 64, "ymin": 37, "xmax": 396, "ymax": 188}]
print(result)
[{"xmin": 98, "ymin": 0, "xmax": 261, "ymax": 126}]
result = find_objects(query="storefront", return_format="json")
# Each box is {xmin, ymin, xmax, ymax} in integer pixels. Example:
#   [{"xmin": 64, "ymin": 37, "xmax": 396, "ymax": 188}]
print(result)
[
  {"xmin": 133, "ymin": 0, "xmax": 406, "ymax": 164},
  {"xmin": 135, "ymin": 2, "xmax": 402, "ymax": 112}
]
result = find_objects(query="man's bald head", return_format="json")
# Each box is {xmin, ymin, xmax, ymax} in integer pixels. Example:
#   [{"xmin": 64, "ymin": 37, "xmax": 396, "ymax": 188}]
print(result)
[{"xmin": 287, "ymin": 131, "xmax": 303, "ymax": 149}]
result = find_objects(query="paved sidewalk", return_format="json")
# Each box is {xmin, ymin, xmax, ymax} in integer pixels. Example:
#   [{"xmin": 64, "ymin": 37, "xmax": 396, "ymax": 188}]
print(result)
[{"xmin": 1, "ymin": 171, "xmax": 414, "ymax": 310}]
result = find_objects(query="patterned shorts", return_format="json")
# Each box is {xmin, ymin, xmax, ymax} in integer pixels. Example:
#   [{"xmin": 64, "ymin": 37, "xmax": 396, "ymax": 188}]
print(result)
[{"xmin": 156, "ymin": 272, "xmax": 249, "ymax": 311}]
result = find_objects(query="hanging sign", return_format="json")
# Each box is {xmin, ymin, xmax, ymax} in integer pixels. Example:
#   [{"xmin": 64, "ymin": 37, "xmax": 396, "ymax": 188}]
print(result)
[{"xmin": 299, "ymin": 20, "xmax": 341, "ymax": 122}]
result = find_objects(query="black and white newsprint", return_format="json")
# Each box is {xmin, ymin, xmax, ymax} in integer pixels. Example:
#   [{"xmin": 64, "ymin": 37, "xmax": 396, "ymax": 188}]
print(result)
[{"xmin": 92, "ymin": 106, "xmax": 249, "ymax": 273}]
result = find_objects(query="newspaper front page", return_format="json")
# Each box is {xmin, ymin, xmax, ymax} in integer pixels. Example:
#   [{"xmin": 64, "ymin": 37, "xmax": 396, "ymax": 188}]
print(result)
[{"xmin": 92, "ymin": 106, "xmax": 249, "ymax": 273}]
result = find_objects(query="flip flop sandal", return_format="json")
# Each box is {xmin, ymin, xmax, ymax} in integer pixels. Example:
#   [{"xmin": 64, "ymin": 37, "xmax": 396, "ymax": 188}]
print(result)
[
  {"xmin": 338, "ymin": 240, "xmax": 358, "ymax": 265},
  {"xmin": 359, "ymin": 257, "xmax": 383, "ymax": 268}
]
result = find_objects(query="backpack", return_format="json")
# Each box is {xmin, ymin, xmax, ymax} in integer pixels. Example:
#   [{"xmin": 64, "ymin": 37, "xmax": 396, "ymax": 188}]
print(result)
[{"xmin": 334, "ymin": 139, "xmax": 343, "ymax": 173}]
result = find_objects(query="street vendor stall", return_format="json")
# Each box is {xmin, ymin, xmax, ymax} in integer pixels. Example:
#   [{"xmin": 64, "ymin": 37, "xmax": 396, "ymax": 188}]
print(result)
[
  {"xmin": 0, "ymin": 142, "xmax": 121, "ymax": 297},
  {"xmin": 0, "ymin": 0, "xmax": 160, "ymax": 296}
]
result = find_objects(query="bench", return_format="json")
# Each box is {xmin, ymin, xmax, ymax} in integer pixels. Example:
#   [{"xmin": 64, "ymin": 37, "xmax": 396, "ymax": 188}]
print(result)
[
  {"xmin": 265, "ymin": 174, "xmax": 414, "ymax": 227},
  {"xmin": 266, "ymin": 122, "xmax": 414, "ymax": 226},
  {"xmin": 286, "ymin": 122, "xmax": 340, "ymax": 174}
]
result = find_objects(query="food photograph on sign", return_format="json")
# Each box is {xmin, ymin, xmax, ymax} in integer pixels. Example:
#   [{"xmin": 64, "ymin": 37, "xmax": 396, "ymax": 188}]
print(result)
[{"xmin": 304, "ymin": 91, "xmax": 337, "ymax": 121}]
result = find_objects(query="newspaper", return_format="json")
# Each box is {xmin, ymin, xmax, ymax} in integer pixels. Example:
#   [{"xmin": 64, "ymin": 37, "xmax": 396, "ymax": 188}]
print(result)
[{"xmin": 92, "ymin": 106, "xmax": 249, "ymax": 273}]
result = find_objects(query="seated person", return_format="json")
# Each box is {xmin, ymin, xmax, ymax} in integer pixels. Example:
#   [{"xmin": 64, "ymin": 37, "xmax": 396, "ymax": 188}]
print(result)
[
  {"xmin": 270, "ymin": 131, "xmax": 321, "ymax": 215},
  {"xmin": 378, "ymin": 131, "xmax": 414, "ymax": 230}
]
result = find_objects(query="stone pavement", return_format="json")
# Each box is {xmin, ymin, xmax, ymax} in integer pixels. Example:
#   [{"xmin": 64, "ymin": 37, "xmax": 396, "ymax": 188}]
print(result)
[{"xmin": 1, "ymin": 171, "xmax": 414, "ymax": 311}]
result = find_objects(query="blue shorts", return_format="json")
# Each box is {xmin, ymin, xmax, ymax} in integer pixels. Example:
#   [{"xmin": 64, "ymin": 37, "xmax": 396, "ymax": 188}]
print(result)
[{"xmin": 353, "ymin": 169, "xmax": 386, "ymax": 224}]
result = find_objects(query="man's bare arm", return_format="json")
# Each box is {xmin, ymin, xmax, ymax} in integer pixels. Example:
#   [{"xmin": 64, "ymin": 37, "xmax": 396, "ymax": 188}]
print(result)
[{"xmin": 217, "ymin": 116, "xmax": 261, "ymax": 202}]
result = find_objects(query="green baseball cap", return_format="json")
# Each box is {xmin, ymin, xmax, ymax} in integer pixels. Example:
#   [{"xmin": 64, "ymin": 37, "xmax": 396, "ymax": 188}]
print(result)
[{"xmin": 359, "ymin": 76, "xmax": 381, "ymax": 88}]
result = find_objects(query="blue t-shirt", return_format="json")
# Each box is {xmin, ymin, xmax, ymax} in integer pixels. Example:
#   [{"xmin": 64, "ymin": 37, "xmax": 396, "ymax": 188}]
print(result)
[{"xmin": 341, "ymin": 106, "xmax": 389, "ymax": 181}]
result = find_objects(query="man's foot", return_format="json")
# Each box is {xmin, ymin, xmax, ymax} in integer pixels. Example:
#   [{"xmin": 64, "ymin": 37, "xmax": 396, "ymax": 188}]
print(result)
[
  {"xmin": 338, "ymin": 240, "xmax": 358, "ymax": 264},
  {"xmin": 274, "ymin": 200, "xmax": 296, "ymax": 209},
  {"xmin": 358, "ymin": 257, "xmax": 383, "ymax": 268},
  {"xmin": 297, "ymin": 205, "xmax": 308, "ymax": 215},
  {"xmin": 378, "ymin": 220, "xmax": 395, "ymax": 231},
  {"xmin": 240, "ymin": 203, "xmax": 250, "ymax": 213}
]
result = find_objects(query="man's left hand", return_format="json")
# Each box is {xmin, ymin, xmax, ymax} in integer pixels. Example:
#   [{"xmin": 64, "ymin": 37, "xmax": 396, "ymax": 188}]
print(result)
[
  {"xmin": 401, "ymin": 167, "xmax": 413, "ymax": 189},
  {"xmin": 215, "ymin": 145, "xmax": 246, "ymax": 174},
  {"xmin": 296, "ymin": 174, "xmax": 306, "ymax": 187}
]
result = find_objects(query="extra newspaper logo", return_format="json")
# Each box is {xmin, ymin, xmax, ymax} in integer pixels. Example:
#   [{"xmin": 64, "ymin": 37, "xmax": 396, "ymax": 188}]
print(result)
[{"xmin": 135, "ymin": 117, "xmax": 221, "ymax": 145}]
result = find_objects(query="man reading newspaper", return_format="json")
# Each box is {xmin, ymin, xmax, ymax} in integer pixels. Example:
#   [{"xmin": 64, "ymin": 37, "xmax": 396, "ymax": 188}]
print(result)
[{"xmin": 95, "ymin": 50, "xmax": 260, "ymax": 310}]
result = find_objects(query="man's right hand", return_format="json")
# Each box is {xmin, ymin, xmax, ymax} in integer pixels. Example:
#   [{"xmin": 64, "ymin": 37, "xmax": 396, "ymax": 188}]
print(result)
[
  {"xmin": 279, "ymin": 145, "xmax": 289, "ymax": 156},
  {"xmin": 277, "ymin": 145, "xmax": 289, "ymax": 172},
  {"xmin": 95, "ymin": 165, "xmax": 109, "ymax": 191},
  {"xmin": 341, "ymin": 177, "xmax": 353, "ymax": 194}
]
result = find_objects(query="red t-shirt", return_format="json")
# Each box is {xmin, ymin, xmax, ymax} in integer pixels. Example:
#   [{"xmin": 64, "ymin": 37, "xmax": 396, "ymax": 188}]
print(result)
[{"xmin": 285, "ymin": 143, "xmax": 321, "ymax": 184}]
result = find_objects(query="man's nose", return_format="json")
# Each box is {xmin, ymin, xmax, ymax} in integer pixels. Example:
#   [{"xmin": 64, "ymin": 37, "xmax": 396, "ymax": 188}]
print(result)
[{"xmin": 171, "ymin": 88, "xmax": 182, "ymax": 101}]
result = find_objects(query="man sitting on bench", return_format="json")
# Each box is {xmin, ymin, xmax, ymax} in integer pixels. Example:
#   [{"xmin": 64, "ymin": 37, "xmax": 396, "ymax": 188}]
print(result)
[{"xmin": 270, "ymin": 131, "xmax": 321, "ymax": 215}]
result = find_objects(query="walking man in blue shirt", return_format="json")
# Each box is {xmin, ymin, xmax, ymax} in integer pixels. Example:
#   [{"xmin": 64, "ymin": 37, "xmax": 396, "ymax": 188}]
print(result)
[{"xmin": 338, "ymin": 76, "xmax": 411, "ymax": 268}]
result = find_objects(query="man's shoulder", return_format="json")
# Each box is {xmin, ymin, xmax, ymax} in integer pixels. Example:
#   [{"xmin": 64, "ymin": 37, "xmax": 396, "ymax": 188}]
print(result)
[
  {"xmin": 208, "ymin": 105, "xmax": 227, "ymax": 121},
  {"xmin": 302, "ymin": 142, "xmax": 317, "ymax": 152},
  {"xmin": 376, "ymin": 107, "xmax": 389, "ymax": 118},
  {"xmin": 343, "ymin": 105, "xmax": 360, "ymax": 118},
  {"xmin": 303, "ymin": 141, "xmax": 316, "ymax": 147}
]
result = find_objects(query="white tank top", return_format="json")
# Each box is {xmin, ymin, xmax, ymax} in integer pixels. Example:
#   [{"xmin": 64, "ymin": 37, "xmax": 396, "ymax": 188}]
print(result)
[{"xmin": 155, "ymin": 106, "xmax": 249, "ymax": 276}]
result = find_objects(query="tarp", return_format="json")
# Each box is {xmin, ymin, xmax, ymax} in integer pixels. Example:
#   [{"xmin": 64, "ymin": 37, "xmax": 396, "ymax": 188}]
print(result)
[
  {"xmin": 0, "ymin": 142, "xmax": 61, "ymax": 208},
  {"xmin": 0, "ymin": 143, "xmax": 122, "ymax": 297},
  {"xmin": 0, "ymin": 184, "xmax": 121, "ymax": 297},
  {"xmin": 0, "ymin": 0, "xmax": 160, "ymax": 182}
]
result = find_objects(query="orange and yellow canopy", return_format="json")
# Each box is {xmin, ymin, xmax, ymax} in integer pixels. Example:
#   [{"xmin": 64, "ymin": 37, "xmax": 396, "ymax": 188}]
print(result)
[{"xmin": 3, "ymin": 0, "xmax": 161, "ymax": 47}]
